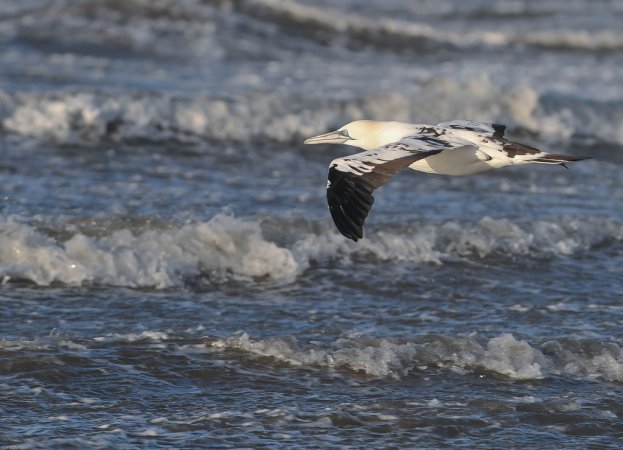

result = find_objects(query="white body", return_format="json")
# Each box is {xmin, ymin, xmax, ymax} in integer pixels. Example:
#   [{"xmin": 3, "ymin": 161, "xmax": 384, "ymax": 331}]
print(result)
[
  {"xmin": 407, "ymin": 146, "xmax": 501, "ymax": 175},
  {"xmin": 310, "ymin": 120, "xmax": 529, "ymax": 176},
  {"xmin": 304, "ymin": 119, "xmax": 586, "ymax": 241}
]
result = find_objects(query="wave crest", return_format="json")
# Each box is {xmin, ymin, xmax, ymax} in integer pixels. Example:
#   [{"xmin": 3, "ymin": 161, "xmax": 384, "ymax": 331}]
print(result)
[
  {"xmin": 211, "ymin": 332, "xmax": 623, "ymax": 382},
  {"xmin": 0, "ymin": 213, "xmax": 621, "ymax": 288},
  {"xmin": 0, "ymin": 214, "xmax": 298, "ymax": 288},
  {"xmin": 235, "ymin": 0, "xmax": 623, "ymax": 53},
  {"xmin": 3, "ymin": 76, "xmax": 623, "ymax": 147}
]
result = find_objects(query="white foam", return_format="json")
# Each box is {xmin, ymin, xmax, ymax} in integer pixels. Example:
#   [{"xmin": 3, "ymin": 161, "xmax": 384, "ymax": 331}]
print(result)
[
  {"xmin": 93, "ymin": 331, "xmax": 170, "ymax": 343},
  {"xmin": 2, "ymin": 72, "xmax": 623, "ymax": 148},
  {"xmin": 479, "ymin": 334, "xmax": 546, "ymax": 380},
  {"xmin": 522, "ymin": 30, "xmax": 623, "ymax": 51},
  {"xmin": 136, "ymin": 428, "xmax": 159, "ymax": 437},
  {"xmin": 510, "ymin": 396, "xmax": 542, "ymax": 404},
  {"xmin": 1, "ymin": 0, "xmax": 622, "ymax": 148},
  {"xmin": 558, "ymin": 349, "xmax": 623, "ymax": 382},
  {"xmin": 0, "ymin": 214, "xmax": 621, "ymax": 288},
  {"xmin": 211, "ymin": 332, "xmax": 419, "ymax": 378},
  {"xmin": 292, "ymin": 228, "xmax": 443, "ymax": 265},
  {"xmin": 0, "ymin": 213, "xmax": 298, "ymax": 288},
  {"xmin": 294, "ymin": 216, "xmax": 623, "ymax": 265},
  {"xmin": 211, "ymin": 332, "xmax": 623, "ymax": 382},
  {"xmin": 0, "ymin": 335, "xmax": 86, "ymax": 353}
]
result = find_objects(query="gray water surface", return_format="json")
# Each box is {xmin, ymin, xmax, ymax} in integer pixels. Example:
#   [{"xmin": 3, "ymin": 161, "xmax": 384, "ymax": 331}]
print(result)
[{"xmin": 1, "ymin": 0, "xmax": 623, "ymax": 448}]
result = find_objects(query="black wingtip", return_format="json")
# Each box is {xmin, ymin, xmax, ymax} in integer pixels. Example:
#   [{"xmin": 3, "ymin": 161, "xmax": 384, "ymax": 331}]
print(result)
[
  {"xmin": 328, "ymin": 203, "xmax": 363, "ymax": 242},
  {"xmin": 325, "ymin": 149, "xmax": 431, "ymax": 242},
  {"xmin": 327, "ymin": 167, "xmax": 372, "ymax": 242}
]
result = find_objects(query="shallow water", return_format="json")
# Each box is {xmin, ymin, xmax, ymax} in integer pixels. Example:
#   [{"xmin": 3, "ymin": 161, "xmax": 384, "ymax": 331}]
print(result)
[{"xmin": 1, "ymin": 0, "xmax": 622, "ymax": 448}]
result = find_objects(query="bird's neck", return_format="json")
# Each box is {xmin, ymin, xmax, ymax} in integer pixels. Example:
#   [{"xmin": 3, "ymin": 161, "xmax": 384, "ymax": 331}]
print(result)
[{"xmin": 356, "ymin": 122, "xmax": 422, "ymax": 150}]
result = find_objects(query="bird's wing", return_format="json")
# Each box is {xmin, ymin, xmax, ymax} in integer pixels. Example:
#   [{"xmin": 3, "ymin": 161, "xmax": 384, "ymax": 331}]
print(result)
[
  {"xmin": 326, "ymin": 134, "xmax": 474, "ymax": 241},
  {"xmin": 437, "ymin": 120, "xmax": 506, "ymax": 139}
]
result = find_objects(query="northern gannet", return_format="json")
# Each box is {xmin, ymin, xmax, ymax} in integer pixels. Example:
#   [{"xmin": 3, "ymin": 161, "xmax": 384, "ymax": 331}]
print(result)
[{"xmin": 304, "ymin": 120, "xmax": 588, "ymax": 242}]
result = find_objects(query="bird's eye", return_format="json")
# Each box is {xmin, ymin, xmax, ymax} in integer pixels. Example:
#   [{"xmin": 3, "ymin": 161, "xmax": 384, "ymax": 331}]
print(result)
[{"xmin": 340, "ymin": 130, "xmax": 351, "ymax": 138}]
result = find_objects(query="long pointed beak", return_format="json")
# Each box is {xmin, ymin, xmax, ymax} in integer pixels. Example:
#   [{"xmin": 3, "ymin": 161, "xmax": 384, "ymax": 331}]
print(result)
[{"xmin": 304, "ymin": 131, "xmax": 349, "ymax": 145}]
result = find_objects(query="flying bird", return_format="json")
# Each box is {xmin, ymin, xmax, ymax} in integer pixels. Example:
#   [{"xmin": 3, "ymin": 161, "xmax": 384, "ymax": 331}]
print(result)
[{"xmin": 304, "ymin": 120, "xmax": 588, "ymax": 242}]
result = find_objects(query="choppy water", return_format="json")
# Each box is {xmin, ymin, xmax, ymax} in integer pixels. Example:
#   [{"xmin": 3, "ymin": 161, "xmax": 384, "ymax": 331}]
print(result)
[{"xmin": 1, "ymin": 0, "xmax": 622, "ymax": 448}]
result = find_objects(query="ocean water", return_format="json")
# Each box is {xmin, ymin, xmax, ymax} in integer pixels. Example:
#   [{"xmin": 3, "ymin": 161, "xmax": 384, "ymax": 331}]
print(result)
[{"xmin": 1, "ymin": 0, "xmax": 622, "ymax": 447}]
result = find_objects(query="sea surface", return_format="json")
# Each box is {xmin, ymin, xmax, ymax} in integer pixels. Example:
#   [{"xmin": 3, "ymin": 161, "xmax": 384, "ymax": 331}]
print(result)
[{"xmin": 1, "ymin": 0, "xmax": 622, "ymax": 448}]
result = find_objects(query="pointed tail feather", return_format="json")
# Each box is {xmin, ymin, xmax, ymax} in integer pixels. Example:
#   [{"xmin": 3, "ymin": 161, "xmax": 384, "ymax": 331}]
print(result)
[{"xmin": 532, "ymin": 153, "xmax": 590, "ymax": 166}]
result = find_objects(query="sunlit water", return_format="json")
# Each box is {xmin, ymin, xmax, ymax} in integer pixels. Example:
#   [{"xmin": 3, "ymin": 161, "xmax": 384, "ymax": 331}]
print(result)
[{"xmin": 1, "ymin": 0, "xmax": 622, "ymax": 448}]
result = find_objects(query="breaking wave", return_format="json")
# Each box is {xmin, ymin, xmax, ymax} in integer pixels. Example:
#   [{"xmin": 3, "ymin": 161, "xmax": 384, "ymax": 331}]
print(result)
[
  {"xmin": 0, "ymin": 0, "xmax": 227, "ymax": 60},
  {"xmin": 3, "ymin": 79, "xmax": 623, "ymax": 147},
  {"xmin": 210, "ymin": 332, "xmax": 623, "ymax": 382},
  {"xmin": 234, "ymin": 0, "xmax": 623, "ymax": 53},
  {"xmin": 0, "ymin": 214, "xmax": 298, "ymax": 288},
  {"xmin": 0, "ymin": 213, "xmax": 620, "ymax": 288},
  {"xmin": 6, "ymin": 0, "xmax": 621, "ymax": 59},
  {"xmin": 5, "ymin": 329, "xmax": 622, "ymax": 382}
]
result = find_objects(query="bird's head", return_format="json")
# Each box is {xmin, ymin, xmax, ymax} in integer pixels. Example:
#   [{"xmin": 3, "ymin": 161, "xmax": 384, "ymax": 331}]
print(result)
[{"xmin": 304, "ymin": 120, "xmax": 414, "ymax": 150}]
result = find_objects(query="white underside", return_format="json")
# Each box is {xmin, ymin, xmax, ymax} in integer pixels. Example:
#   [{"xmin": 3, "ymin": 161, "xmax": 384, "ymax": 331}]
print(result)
[{"xmin": 409, "ymin": 146, "xmax": 513, "ymax": 176}]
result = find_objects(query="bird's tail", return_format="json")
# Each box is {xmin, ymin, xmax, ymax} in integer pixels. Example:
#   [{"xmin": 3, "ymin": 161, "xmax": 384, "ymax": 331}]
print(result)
[{"xmin": 531, "ymin": 153, "xmax": 590, "ymax": 169}]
